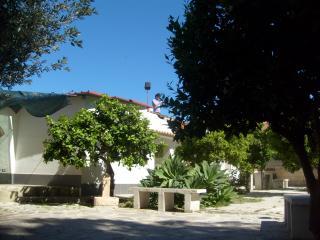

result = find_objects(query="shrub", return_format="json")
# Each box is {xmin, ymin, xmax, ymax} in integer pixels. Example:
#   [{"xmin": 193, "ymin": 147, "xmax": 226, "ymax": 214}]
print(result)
[
  {"xmin": 140, "ymin": 156, "xmax": 235, "ymax": 207},
  {"xmin": 186, "ymin": 161, "xmax": 235, "ymax": 207},
  {"xmin": 140, "ymin": 155, "xmax": 189, "ymax": 208}
]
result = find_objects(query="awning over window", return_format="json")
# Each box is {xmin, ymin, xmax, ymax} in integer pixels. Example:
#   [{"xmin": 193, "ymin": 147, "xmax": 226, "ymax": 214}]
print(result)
[{"xmin": 0, "ymin": 90, "xmax": 68, "ymax": 117}]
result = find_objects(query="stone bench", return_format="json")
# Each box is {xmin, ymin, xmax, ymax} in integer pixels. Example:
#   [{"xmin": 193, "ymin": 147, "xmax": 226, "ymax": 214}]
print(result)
[
  {"xmin": 284, "ymin": 194, "xmax": 313, "ymax": 239},
  {"xmin": 273, "ymin": 179, "xmax": 289, "ymax": 189},
  {"xmin": 131, "ymin": 187, "xmax": 206, "ymax": 213}
]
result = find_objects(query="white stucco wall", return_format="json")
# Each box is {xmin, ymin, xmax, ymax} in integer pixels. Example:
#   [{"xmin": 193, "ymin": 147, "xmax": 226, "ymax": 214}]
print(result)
[
  {"xmin": 112, "ymin": 158, "xmax": 155, "ymax": 185},
  {"xmin": 0, "ymin": 109, "xmax": 16, "ymax": 180},
  {"xmin": 80, "ymin": 158, "xmax": 155, "ymax": 186},
  {"xmin": 1, "ymin": 95, "xmax": 177, "ymax": 187},
  {"xmin": 6, "ymin": 96, "xmax": 98, "ymax": 178},
  {"xmin": 0, "ymin": 114, "xmax": 11, "ymax": 174}
]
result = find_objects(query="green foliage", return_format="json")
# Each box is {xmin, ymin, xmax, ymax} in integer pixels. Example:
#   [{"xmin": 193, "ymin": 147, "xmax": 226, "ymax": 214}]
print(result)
[
  {"xmin": 140, "ymin": 156, "xmax": 235, "ymax": 207},
  {"xmin": 166, "ymin": 0, "xmax": 320, "ymax": 232},
  {"xmin": 0, "ymin": 0, "xmax": 96, "ymax": 87},
  {"xmin": 165, "ymin": 0, "xmax": 320, "ymax": 180},
  {"xmin": 175, "ymin": 126, "xmax": 306, "ymax": 190},
  {"xmin": 44, "ymin": 95, "xmax": 158, "ymax": 169},
  {"xmin": 270, "ymin": 133, "xmax": 318, "ymax": 173},
  {"xmin": 247, "ymin": 126, "xmax": 277, "ymax": 171},
  {"xmin": 119, "ymin": 198, "xmax": 133, "ymax": 208},
  {"xmin": 176, "ymin": 130, "xmax": 254, "ymax": 174},
  {"xmin": 155, "ymin": 141, "xmax": 169, "ymax": 158},
  {"xmin": 186, "ymin": 161, "xmax": 235, "ymax": 206},
  {"xmin": 141, "ymin": 155, "xmax": 190, "ymax": 188},
  {"xmin": 176, "ymin": 131, "xmax": 229, "ymax": 164}
]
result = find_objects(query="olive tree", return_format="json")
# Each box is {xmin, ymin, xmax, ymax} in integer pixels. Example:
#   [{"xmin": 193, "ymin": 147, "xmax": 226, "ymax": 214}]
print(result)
[{"xmin": 0, "ymin": 0, "xmax": 96, "ymax": 87}]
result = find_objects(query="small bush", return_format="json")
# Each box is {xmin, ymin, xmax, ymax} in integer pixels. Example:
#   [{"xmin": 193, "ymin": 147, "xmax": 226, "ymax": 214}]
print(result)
[
  {"xmin": 140, "ymin": 156, "xmax": 235, "ymax": 207},
  {"xmin": 118, "ymin": 198, "xmax": 133, "ymax": 208},
  {"xmin": 186, "ymin": 161, "xmax": 235, "ymax": 207},
  {"xmin": 140, "ymin": 155, "xmax": 189, "ymax": 208}
]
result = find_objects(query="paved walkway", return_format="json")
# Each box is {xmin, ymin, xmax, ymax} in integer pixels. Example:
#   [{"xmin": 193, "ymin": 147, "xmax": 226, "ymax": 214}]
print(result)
[{"xmin": 0, "ymin": 189, "xmax": 306, "ymax": 240}]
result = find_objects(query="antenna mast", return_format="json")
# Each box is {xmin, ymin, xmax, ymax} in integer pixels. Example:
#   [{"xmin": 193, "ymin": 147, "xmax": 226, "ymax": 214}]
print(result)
[{"xmin": 144, "ymin": 82, "xmax": 151, "ymax": 106}]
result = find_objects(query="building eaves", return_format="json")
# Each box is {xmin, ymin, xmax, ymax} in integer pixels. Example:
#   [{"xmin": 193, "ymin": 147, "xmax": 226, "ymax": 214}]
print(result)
[{"xmin": 68, "ymin": 91, "xmax": 152, "ymax": 109}]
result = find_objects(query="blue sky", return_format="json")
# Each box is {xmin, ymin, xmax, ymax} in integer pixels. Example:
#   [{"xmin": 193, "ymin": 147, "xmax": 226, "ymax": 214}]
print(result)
[{"xmin": 13, "ymin": 0, "xmax": 185, "ymax": 114}]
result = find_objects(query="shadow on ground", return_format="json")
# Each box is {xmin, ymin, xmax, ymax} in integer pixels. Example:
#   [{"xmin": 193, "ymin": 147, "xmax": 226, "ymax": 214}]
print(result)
[
  {"xmin": 246, "ymin": 189, "xmax": 307, "ymax": 198},
  {"xmin": 0, "ymin": 218, "xmax": 289, "ymax": 240}
]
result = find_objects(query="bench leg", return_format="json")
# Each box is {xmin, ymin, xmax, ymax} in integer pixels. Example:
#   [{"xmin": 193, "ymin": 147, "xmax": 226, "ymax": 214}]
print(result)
[
  {"xmin": 158, "ymin": 192, "xmax": 174, "ymax": 212},
  {"xmin": 133, "ymin": 191, "xmax": 150, "ymax": 209},
  {"xmin": 284, "ymin": 198, "xmax": 290, "ymax": 229},
  {"xmin": 184, "ymin": 193, "xmax": 201, "ymax": 213}
]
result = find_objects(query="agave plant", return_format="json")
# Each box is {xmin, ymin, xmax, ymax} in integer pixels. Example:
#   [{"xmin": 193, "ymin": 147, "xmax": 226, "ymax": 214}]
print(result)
[
  {"xmin": 140, "ymin": 168, "xmax": 162, "ymax": 187},
  {"xmin": 140, "ymin": 158, "xmax": 235, "ymax": 207},
  {"xmin": 140, "ymin": 155, "xmax": 189, "ymax": 188},
  {"xmin": 186, "ymin": 161, "xmax": 230, "ymax": 190},
  {"xmin": 186, "ymin": 161, "xmax": 235, "ymax": 206},
  {"xmin": 154, "ymin": 155, "xmax": 190, "ymax": 188}
]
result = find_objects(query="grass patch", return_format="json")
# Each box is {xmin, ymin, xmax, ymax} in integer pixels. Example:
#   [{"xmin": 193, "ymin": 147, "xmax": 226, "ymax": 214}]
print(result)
[
  {"xmin": 118, "ymin": 198, "xmax": 133, "ymax": 208},
  {"xmin": 231, "ymin": 194, "xmax": 262, "ymax": 204}
]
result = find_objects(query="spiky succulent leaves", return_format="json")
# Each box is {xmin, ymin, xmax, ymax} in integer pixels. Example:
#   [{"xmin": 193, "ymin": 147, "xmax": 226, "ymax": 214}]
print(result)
[
  {"xmin": 140, "ymin": 169, "xmax": 162, "ymax": 187},
  {"xmin": 153, "ymin": 155, "xmax": 190, "ymax": 188},
  {"xmin": 186, "ymin": 161, "xmax": 235, "ymax": 206},
  {"xmin": 140, "ymin": 157, "xmax": 235, "ymax": 207}
]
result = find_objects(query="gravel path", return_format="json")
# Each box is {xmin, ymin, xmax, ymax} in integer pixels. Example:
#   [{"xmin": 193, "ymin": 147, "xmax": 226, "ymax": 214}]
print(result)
[{"xmin": 0, "ymin": 189, "xmax": 307, "ymax": 240}]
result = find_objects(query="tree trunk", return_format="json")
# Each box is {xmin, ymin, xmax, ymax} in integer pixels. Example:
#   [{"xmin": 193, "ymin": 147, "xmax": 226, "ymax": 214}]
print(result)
[
  {"xmin": 292, "ymin": 142, "xmax": 319, "ymax": 238},
  {"xmin": 260, "ymin": 169, "xmax": 264, "ymax": 190},
  {"xmin": 292, "ymin": 141, "xmax": 316, "ymax": 190},
  {"xmin": 105, "ymin": 161, "xmax": 115, "ymax": 197},
  {"xmin": 318, "ymin": 162, "xmax": 320, "ymax": 181},
  {"xmin": 309, "ymin": 182, "xmax": 320, "ymax": 240},
  {"xmin": 245, "ymin": 171, "xmax": 252, "ymax": 192}
]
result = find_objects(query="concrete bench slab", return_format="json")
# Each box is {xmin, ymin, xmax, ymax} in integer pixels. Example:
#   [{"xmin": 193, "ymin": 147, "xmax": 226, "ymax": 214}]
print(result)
[
  {"xmin": 284, "ymin": 194, "xmax": 313, "ymax": 240},
  {"xmin": 130, "ymin": 187, "xmax": 206, "ymax": 213}
]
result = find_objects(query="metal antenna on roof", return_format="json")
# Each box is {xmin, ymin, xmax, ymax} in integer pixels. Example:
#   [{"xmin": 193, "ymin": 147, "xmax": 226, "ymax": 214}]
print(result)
[{"xmin": 144, "ymin": 82, "xmax": 151, "ymax": 106}]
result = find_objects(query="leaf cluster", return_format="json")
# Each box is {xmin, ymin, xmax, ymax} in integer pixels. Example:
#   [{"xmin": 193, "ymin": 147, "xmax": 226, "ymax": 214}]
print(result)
[
  {"xmin": 43, "ymin": 95, "xmax": 158, "ymax": 169},
  {"xmin": 175, "ymin": 130, "xmax": 253, "ymax": 172},
  {"xmin": 0, "ymin": 0, "xmax": 96, "ymax": 87},
  {"xmin": 140, "ymin": 155, "xmax": 235, "ymax": 207},
  {"xmin": 165, "ymin": 0, "xmax": 320, "ymax": 175},
  {"xmin": 176, "ymin": 126, "xmax": 305, "ymax": 174}
]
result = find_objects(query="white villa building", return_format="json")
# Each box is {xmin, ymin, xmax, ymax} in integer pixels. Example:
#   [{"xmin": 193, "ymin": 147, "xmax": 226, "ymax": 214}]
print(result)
[{"xmin": 0, "ymin": 90, "xmax": 177, "ymax": 196}]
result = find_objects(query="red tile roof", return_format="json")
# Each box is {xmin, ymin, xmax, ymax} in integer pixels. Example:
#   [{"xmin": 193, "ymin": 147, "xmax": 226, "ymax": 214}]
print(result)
[
  {"xmin": 112, "ymin": 96, "xmax": 151, "ymax": 109},
  {"xmin": 68, "ymin": 91, "xmax": 152, "ymax": 109}
]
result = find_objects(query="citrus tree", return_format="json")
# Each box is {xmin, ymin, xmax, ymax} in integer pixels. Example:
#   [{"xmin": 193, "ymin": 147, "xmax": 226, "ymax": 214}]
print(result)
[
  {"xmin": 43, "ymin": 96, "xmax": 158, "ymax": 196},
  {"xmin": 175, "ymin": 128, "xmax": 277, "ymax": 190}
]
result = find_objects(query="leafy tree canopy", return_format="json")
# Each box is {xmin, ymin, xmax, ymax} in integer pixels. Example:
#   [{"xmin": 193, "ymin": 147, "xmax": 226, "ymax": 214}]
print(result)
[
  {"xmin": 176, "ymin": 126, "xmax": 292, "ymax": 174},
  {"xmin": 247, "ymin": 126, "xmax": 277, "ymax": 171},
  {"xmin": 0, "ymin": 0, "xmax": 96, "ymax": 87},
  {"xmin": 43, "ymin": 96, "xmax": 158, "ymax": 195},
  {"xmin": 166, "ymin": 0, "xmax": 320, "ymax": 234},
  {"xmin": 175, "ymin": 130, "xmax": 253, "ymax": 172},
  {"xmin": 167, "ymin": 0, "xmax": 320, "ymax": 145},
  {"xmin": 166, "ymin": 0, "xmax": 320, "ymax": 184}
]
